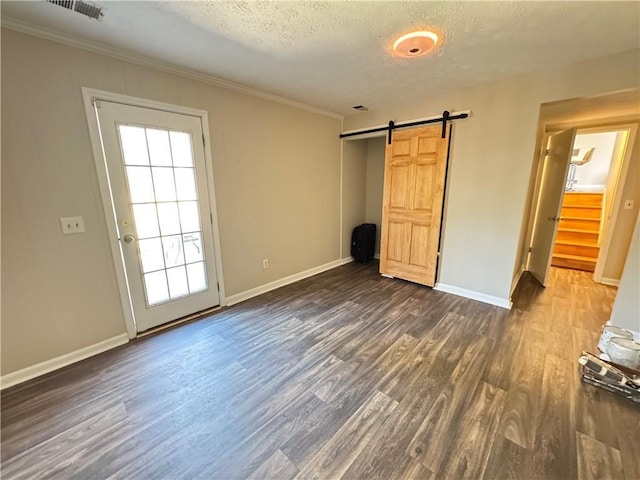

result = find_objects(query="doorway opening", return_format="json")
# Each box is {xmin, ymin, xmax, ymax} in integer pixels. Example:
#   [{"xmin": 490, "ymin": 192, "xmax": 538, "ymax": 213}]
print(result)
[
  {"xmin": 552, "ymin": 128, "xmax": 633, "ymax": 281},
  {"xmin": 340, "ymin": 135, "xmax": 386, "ymax": 263},
  {"xmin": 517, "ymin": 88, "xmax": 639, "ymax": 299},
  {"xmin": 341, "ymin": 125, "xmax": 454, "ymax": 288}
]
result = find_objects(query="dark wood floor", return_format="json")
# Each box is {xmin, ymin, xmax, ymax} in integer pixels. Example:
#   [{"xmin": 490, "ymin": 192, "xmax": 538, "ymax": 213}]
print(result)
[{"xmin": 1, "ymin": 262, "xmax": 637, "ymax": 479}]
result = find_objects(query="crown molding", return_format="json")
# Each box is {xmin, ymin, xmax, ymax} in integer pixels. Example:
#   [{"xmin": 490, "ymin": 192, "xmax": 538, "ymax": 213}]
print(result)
[{"xmin": 1, "ymin": 16, "xmax": 344, "ymax": 120}]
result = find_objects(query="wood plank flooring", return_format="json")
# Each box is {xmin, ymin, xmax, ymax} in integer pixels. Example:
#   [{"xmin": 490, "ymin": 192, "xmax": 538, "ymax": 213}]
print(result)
[{"xmin": 2, "ymin": 262, "xmax": 638, "ymax": 479}]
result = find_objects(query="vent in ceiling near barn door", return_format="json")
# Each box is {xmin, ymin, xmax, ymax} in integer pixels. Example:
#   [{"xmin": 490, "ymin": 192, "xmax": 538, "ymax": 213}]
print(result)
[{"xmin": 46, "ymin": 0, "xmax": 104, "ymax": 21}]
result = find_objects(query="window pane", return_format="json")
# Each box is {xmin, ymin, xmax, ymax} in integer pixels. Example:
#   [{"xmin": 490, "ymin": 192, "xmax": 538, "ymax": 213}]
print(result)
[
  {"xmin": 126, "ymin": 167, "xmax": 155, "ymax": 203},
  {"xmin": 167, "ymin": 266, "xmax": 189, "ymax": 298},
  {"xmin": 175, "ymin": 168, "xmax": 197, "ymax": 201},
  {"xmin": 187, "ymin": 262, "xmax": 207, "ymax": 293},
  {"xmin": 144, "ymin": 270, "xmax": 169, "ymax": 305},
  {"xmin": 146, "ymin": 129, "xmax": 172, "ymax": 166},
  {"xmin": 170, "ymin": 131, "xmax": 193, "ymax": 167},
  {"xmin": 152, "ymin": 167, "xmax": 177, "ymax": 202},
  {"xmin": 119, "ymin": 126, "xmax": 149, "ymax": 165},
  {"xmin": 138, "ymin": 238, "xmax": 165, "ymax": 273},
  {"xmin": 157, "ymin": 202, "xmax": 181, "ymax": 236},
  {"xmin": 178, "ymin": 201, "xmax": 200, "ymax": 233},
  {"xmin": 162, "ymin": 235, "xmax": 185, "ymax": 268},
  {"xmin": 183, "ymin": 232, "xmax": 203, "ymax": 263},
  {"xmin": 133, "ymin": 204, "xmax": 159, "ymax": 238}
]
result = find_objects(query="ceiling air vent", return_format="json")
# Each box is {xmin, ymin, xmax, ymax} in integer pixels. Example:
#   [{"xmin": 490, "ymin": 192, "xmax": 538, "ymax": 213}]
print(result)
[
  {"xmin": 46, "ymin": 0, "xmax": 104, "ymax": 21},
  {"xmin": 352, "ymin": 105, "xmax": 369, "ymax": 112}
]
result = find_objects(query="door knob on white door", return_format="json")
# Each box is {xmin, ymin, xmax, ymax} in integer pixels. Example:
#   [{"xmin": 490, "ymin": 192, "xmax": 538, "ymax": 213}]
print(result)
[{"xmin": 123, "ymin": 234, "xmax": 135, "ymax": 243}]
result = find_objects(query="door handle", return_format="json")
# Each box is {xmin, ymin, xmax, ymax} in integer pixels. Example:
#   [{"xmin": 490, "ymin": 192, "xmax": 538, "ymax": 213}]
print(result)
[
  {"xmin": 547, "ymin": 216, "xmax": 562, "ymax": 222},
  {"xmin": 123, "ymin": 234, "xmax": 135, "ymax": 244}
]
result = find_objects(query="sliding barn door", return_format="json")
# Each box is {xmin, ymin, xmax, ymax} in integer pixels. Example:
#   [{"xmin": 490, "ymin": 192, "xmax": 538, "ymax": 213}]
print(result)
[{"xmin": 380, "ymin": 125, "xmax": 449, "ymax": 287}]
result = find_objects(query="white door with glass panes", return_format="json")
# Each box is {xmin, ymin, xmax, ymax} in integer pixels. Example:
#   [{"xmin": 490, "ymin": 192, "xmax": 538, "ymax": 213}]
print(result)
[{"xmin": 96, "ymin": 101, "xmax": 219, "ymax": 332}]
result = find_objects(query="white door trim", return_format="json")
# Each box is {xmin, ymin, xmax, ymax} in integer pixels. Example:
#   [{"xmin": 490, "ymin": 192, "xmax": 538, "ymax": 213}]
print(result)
[
  {"xmin": 82, "ymin": 88, "xmax": 226, "ymax": 338},
  {"xmin": 585, "ymin": 124, "xmax": 637, "ymax": 283}
]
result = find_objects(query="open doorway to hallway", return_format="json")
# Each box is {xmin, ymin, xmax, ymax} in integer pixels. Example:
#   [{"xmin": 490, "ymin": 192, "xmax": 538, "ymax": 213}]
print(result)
[
  {"xmin": 552, "ymin": 127, "xmax": 635, "ymax": 283},
  {"xmin": 517, "ymin": 88, "xmax": 639, "ymax": 299}
]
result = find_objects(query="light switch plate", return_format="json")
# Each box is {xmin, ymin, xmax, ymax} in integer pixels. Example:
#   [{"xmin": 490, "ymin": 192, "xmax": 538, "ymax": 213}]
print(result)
[{"xmin": 60, "ymin": 216, "xmax": 86, "ymax": 234}]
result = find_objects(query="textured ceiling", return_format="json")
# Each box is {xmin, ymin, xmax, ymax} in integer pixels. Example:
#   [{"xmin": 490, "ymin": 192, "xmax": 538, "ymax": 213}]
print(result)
[{"xmin": 2, "ymin": 1, "xmax": 639, "ymax": 115}]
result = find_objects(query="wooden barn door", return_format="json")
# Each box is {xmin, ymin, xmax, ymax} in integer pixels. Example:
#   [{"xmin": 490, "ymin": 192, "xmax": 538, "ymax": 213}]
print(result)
[{"xmin": 379, "ymin": 125, "xmax": 449, "ymax": 287}]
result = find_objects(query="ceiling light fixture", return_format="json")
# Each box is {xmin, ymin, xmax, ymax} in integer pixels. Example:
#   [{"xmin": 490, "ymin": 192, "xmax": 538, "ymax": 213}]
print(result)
[{"xmin": 393, "ymin": 31, "xmax": 439, "ymax": 58}]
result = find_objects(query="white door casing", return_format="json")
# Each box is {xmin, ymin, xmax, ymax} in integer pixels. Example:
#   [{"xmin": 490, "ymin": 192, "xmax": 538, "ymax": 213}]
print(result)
[
  {"xmin": 528, "ymin": 128, "xmax": 576, "ymax": 286},
  {"xmin": 83, "ymin": 89, "xmax": 226, "ymax": 336},
  {"xmin": 591, "ymin": 124, "xmax": 637, "ymax": 283}
]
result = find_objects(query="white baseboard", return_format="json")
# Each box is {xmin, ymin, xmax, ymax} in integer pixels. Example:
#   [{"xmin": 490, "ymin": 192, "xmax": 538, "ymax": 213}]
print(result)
[
  {"xmin": 510, "ymin": 265, "xmax": 526, "ymax": 297},
  {"xmin": 599, "ymin": 277, "xmax": 620, "ymax": 287},
  {"xmin": 225, "ymin": 259, "xmax": 343, "ymax": 306},
  {"xmin": 341, "ymin": 256, "xmax": 379, "ymax": 264},
  {"xmin": 435, "ymin": 283, "xmax": 512, "ymax": 310},
  {"xmin": 1, "ymin": 334, "xmax": 129, "ymax": 390}
]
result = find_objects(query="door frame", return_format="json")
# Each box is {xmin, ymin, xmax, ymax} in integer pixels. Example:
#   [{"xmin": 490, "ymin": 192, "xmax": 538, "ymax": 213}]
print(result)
[
  {"xmin": 530, "ymin": 123, "xmax": 637, "ymax": 284},
  {"xmin": 339, "ymin": 126, "xmax": 455, "ymax": 286},
  {"xmin": 82, "ymin": 88, "xmax": 226, "ymax": 338},
  {"xmin": 572, "ymin": 124, "xmax": 637, "ymax": 284}
]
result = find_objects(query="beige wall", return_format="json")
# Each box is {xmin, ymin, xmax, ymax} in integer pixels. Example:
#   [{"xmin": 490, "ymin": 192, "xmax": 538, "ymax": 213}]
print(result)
[
  {"xmin": 1, "ymin": 29, "xmax": 341, "ymax": 375},
  {"xmin": 341, "ymin": 139, "xmax": 367, "ymax": 258},
  {"xmin": 609, "ymin": 214, "xmax": 640, "ymax": 334},
  {"xmin": 572, "ymin": 132, "xmax": 617, "ymax": 187},
  {"xmin": 344, "ymin": 49, "xmax": 640, "ymax": 302},
  {"xmin": 364, "ymin": 137, "xmax": 385, "ymax": 255}
]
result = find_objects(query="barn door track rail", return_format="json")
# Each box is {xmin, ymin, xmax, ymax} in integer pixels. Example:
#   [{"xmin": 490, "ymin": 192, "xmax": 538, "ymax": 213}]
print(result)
[{"xmin": 339, "ymin": 110, "xmax": 470, "ymax": 143}]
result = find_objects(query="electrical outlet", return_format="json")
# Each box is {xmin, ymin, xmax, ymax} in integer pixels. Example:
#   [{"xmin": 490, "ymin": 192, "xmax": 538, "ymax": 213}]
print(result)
[
  {"xmin": 624, "ymin": 200, "xmax": 634, "ymax": 210},
  {"xmin": 262, "ymin": 258, "xmax": 269, "ymax": 269},
  {"xmin": 60, "ymin": 216, "xmax": 86, "ymax": 235}
]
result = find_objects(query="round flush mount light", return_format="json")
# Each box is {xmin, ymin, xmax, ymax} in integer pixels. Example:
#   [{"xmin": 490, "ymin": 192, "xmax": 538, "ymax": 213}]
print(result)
[{"xmin": 393, "ymin": 31, "xmax": 439, "ymax": 58}]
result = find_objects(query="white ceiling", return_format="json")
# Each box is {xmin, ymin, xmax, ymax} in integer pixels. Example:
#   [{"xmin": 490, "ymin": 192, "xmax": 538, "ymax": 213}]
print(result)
[{"xmin": 2, "ymin": 1, "xmax": 639, "ymax": 116}]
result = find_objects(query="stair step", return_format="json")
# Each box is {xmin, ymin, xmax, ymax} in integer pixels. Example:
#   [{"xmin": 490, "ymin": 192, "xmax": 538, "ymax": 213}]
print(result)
[
  {"xmin": 555, "ymin": 240, "xmax": 599, "ymax": 247},
  {"xmin": 552, "ymin": 253, "xmax": 597, "ymax": 262},
  {"xmin": 557, "ymin": 227, "xmax": 600, "ymax": 234},
  {"xmin": 559, "ymin": 218, "xmax": 602, "ymax": 230},
  {"xmin": 562, "ymin": 192, "xmax": 603, "ymax": 208},
  {"xmin": 553, "ymin": 242, "xmax": 599, "ymax": 258},
  {"xmin": 561, "ymin": 204, "xmax": 602, "ymax": 209},
  {"xmin": 561, "ymin": 207, "xmax": 602, "ymax": 220},
  {"xmin": 551, "ymin": 254, "xmax": 596, "ymax": 273},
  {"xmin": 561, "ymin": 216, "xmax": 600, "ymax": 221},
  {"xmin": 556, "ymin": 229, "xmax": 599, "ymax": 244}
]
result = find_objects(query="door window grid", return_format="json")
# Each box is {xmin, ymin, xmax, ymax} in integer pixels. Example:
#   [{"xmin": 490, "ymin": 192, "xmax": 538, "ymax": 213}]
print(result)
[{"xmin": 118, "ymin": 125, "xmax": 208, "ymax": 306}]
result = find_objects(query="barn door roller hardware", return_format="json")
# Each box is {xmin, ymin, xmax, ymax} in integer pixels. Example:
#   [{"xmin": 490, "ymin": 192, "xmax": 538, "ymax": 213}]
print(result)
[
  {"xmin": 339, "ymin": 110, "xmax": 469, "ymax": 143},
  {"xmin": 387, "ymin": 120, "xmax": 395, "ymax": 144}
]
